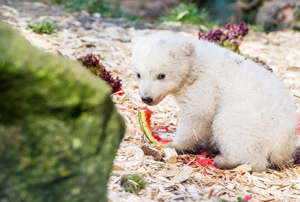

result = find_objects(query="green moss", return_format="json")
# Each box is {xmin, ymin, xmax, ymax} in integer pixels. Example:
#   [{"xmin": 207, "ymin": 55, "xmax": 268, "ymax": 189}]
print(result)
[
  {"xmin": 120, "ymin": 174, "xmax": 147, "ymax": 194},
  {"xmin": 0, "ymin": 20, "xmax": 125, "ymax": 202}
]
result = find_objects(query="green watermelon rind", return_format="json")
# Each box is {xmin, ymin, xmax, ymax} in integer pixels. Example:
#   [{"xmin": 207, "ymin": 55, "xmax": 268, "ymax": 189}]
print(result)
[{"xmin": 138, "ymin": 110, "xmax": 158, "ymax": 143}]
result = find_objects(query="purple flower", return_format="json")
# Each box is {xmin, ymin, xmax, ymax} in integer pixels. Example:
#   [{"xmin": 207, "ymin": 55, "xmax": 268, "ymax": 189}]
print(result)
[
  {"xmin": 199, "ymin": 29, "xmax": 226, "ymax": 45},
  {"xmin": 199, "ymin": 23, "xmax": 250, "ymax": 51},
  {"xmin": 78, "ymin": 54, "xmax": 99, "ymax": 68},
  {"xmin": 198, "ymin": 23, "xmax": 272, "ymax": 72},
  {"xmin": 77, "ymin": 54, "xmax": 123, "ymax": 94}
]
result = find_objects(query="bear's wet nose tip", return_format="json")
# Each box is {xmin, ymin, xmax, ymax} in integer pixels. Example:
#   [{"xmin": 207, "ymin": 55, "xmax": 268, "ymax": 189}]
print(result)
[{"xmin": 141, "ymin": 97, "xmax": 153, "ymax": 104}]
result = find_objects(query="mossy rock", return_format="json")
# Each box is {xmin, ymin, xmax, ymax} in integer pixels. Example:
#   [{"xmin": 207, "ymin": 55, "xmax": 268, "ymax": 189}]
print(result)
[{"xmin": 0, "ymin": 20, "xmax": 125, "ymax": 202}]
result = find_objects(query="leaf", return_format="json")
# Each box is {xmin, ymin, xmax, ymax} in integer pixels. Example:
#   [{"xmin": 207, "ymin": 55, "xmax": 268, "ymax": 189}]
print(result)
[{"xmin": 141, "ymin": 146, "xmax": 163, "ymax": 162}]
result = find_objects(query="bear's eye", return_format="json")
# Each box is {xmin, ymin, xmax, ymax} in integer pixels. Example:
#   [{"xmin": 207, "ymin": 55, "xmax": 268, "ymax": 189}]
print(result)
[
  {"xmin": 157, "ymin": 74, "xmax": 166, "ymax": 80},
  {"xmin": 137, "ymin": 73, "xmax": 141, "ymax": 79}
]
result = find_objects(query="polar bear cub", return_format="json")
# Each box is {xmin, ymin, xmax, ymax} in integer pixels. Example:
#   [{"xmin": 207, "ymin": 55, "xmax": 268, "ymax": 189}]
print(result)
[{"xmin": 131, "ymin": 33, "xmax": 298, "ymax": 172}]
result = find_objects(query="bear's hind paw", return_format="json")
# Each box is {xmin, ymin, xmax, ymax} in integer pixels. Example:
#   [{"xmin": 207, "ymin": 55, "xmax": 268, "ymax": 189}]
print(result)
[{"xmin": 214, "ymin": 155, "xmax": 240, "ymax": 170}]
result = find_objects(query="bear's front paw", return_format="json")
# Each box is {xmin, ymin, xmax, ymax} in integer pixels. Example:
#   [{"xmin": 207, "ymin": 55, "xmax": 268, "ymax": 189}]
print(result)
[
  {"xmin": 164, "ymin": 142, "xmax": 175, "ymax": 149},
  {"xmin": 164, "ymin": 142, "xmax": 185, "ymax": 154}
]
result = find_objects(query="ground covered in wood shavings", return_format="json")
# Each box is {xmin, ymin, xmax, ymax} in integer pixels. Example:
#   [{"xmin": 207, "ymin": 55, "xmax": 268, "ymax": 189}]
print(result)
[{"xmin": 1, "ymin": 1, "xmax": 300, "ymax": 202}]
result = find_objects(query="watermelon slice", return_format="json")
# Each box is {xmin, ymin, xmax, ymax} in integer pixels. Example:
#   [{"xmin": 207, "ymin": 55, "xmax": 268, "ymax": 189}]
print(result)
[{"xmin": 138, "ymin": 106, "xmax": 172, "ymax": 144}]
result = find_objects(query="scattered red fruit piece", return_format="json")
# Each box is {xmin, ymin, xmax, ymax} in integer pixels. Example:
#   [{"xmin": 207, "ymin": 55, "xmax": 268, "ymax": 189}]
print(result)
[
  {"xmin": 197, "ymin": 158, "xmax": 216, "ymax": 167},
  {"xmin": 243, "ymin": 195, "xmax": 252, "ymax": 201},
  {"xmin": 181, "ymin": 155, "xmax": 215, "ymax": 168},
  {"xmin": 198, "ymin": 150, "xmax": 208, "ymax": 157},
  {"xmin": 115, "ymin": 89, "xmax": 125, "ymax": 96},
  {"xmin": 188, "ymin": 157, "xmax": 215, "ymax": 167}
]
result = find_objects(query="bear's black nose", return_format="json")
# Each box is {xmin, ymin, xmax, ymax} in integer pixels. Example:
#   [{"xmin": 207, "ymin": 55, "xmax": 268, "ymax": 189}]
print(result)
[{"xmin": 142, "ymin": 97, "xmax": 153, "ymax": 104}]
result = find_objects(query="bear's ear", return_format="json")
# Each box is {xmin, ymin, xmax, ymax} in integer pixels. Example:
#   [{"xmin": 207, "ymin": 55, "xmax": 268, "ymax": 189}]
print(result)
[
  {"xmin": 180, "ymin": 42, "xmax": 194, "ymax": 56},
  {"xmin": 131, "ymin": 36, "xmax": 142, "ymax": 47}
]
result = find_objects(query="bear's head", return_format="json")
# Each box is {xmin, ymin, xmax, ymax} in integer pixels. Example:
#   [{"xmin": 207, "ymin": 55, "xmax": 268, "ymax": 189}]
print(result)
[{"xmin": 131, "ymin": 33, "xmax": 196, "ymax": 105}]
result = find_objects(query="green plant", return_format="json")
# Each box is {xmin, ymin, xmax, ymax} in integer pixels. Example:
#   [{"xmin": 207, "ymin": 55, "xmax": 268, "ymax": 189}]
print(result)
[
  {"xmin": 50, "ymin": 0, "xmax": 118, "ymax": 16},
  {"xmin": 64, "ymin": 0, "xmax": 115, "ymax": 14},
  {"xmin": 249, "ymin": 25, "xmax": 265, "ymax": 32},
  {"xmin": 161, "ymin": 3, "xmax": 212, "ymax": 27},
  {"xmin": 27, "ymin": 21, "xmax": 58, "ymax": 34},
  {"xmin": 51, "ymin": 0, "xmax": 145, "ymax": 22},
  {"xmin": 294, "ymin": 4, "xmax": 300, "ymax": 30},
  {"xmin": 290, "ymin": 183, "xmax": 297, "ymax": 189},
  {"xmin": 120, "ymin": 174, "xmax": 147, "ymax": 194},
  {"xmin": 50, "ymin": 0, "xmax": 65, "ymax": 4}
]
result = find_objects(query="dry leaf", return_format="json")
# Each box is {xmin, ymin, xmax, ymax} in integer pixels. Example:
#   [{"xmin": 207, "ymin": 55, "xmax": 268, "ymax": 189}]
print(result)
[{"xmin": 141, "ymin": 146, "xmax": 163, "ymax": 161}]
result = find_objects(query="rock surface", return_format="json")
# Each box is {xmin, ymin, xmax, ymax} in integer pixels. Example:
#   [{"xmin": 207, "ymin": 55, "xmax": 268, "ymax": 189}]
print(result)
[{"xmin": 0, "ymin": 20, "xmax": 125, "ymax": 202}]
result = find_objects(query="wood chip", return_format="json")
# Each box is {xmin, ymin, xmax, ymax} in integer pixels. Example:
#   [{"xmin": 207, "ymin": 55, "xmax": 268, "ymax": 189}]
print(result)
[
  {"xmin": 163, "ymin": 147, "xmax": 178, "ymax": 164},
  {"xmin": 172, "ymin": 165, "xmax": 193, "ymax": 183},
  {"xmin": 112, "ymin": 165, "xmax": 124, "ymax": 171},
  {"xmin": 233, "ymin": 164, "xmax": 252, "ymax": 173}
]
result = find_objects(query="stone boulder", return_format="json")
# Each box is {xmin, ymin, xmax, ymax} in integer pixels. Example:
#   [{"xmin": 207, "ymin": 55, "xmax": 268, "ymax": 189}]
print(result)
[{"xmin": 0, "ymin": 20, "xmax": 124, "ymax": 202}]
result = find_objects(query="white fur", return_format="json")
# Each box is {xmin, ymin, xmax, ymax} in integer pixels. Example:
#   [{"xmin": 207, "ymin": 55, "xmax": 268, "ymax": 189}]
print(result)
[{"xmin": 131, "ymin": 33, "xmax": 298, "ymax": 172}]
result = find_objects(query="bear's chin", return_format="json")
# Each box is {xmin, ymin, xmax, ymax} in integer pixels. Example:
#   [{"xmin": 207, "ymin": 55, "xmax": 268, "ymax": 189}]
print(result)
[
  {"xmin": 145, "ymin": 100, "xmax": 161, "ymax": 106},
  {"xmin": 144, "ymin": 96, "xmax": 165, "ymax": 106}
]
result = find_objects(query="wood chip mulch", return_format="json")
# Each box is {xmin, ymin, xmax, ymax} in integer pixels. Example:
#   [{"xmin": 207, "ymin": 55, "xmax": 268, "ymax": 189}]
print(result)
[{"xmin": 1, "ymin": 2, "xmax": 300, "ymax": 202}]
